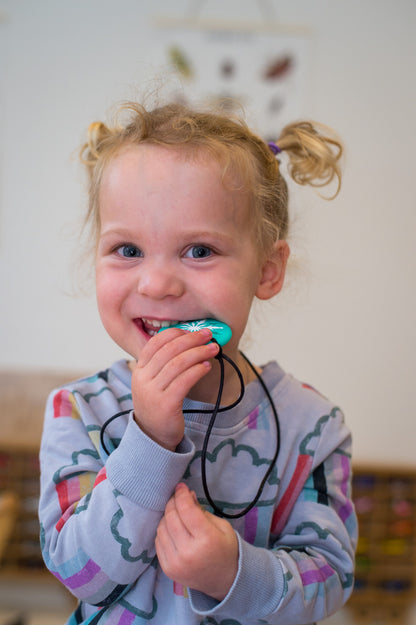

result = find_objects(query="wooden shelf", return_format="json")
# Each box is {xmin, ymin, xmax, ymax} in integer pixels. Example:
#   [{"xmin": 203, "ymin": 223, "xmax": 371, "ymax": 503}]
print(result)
[
  {"xmin": 348, "ymin": 464, "xmax": 416, "ymax": 621},
  {"xmin": 0, "ymin": 369, "xmax": 83, "ymax": 590}
]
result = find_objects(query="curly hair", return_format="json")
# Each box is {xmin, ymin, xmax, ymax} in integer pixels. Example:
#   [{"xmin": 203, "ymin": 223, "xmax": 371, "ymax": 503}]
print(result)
[{"xmin": 80, "ymin": 101, "xmax": 342, "ymax": 254}]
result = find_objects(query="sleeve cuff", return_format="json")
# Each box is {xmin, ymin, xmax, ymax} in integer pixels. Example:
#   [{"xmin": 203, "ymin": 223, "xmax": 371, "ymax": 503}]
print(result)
[
  {"xmin": 189, "ymin": 532, "xmax": 286, "ymax": 618},
  {"xmin": 105, "ymin": 413, "xmax": 195, "ymax": 511}
]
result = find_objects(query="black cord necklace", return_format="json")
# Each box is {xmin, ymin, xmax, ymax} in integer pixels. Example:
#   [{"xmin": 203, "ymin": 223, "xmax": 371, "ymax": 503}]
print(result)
[{"xmin": 100, "ymin": 344, "xmax": 280, "ymax": 519}]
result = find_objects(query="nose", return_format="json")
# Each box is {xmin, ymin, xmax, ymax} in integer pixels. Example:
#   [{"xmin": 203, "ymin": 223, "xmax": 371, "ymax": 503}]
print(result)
[{"xmin": 136, "ymin": 260, "xmax": 185, "ymax": 300}]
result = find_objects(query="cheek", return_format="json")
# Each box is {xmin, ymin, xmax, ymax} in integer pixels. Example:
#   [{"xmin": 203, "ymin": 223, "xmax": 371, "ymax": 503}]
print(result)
[
  {"xmin": 95, "ymin": 269, "xmax": 122, "ymax": 319},
  {"xmin": 209, "ymin": 275, "xmax": 257, "ymax": 327}
]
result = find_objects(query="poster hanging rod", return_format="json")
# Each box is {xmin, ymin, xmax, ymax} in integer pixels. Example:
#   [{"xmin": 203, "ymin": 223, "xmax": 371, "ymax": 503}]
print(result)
[{"xmin": 153, "ymin": 16, "xmax": 310, "ymax": 36}]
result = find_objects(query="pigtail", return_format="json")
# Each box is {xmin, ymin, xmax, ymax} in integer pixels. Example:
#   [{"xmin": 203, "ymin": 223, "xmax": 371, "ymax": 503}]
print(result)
[
  {"xmin": 79, "ymin": 121, "xmax": 121, "ymax": 236},
  {"xmin": 80, "ymin": 121, "xmax": 117, "ymax": 172},
  {"xmin": 276, "ymin": 121, "xmax": 343, "ymax": 197}
]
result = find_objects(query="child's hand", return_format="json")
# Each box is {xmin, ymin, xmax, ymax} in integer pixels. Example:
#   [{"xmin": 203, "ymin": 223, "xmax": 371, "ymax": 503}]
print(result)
[
  {"xmin": 155, "ymin": 482, "xmax": 239, "ymax": 601},
  {"xmin": 131, "ymin": 328, "xmax": 219, "ymax": 451}
]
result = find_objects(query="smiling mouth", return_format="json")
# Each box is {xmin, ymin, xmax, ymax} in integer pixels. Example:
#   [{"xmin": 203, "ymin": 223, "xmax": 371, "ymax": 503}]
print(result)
[{"xmin": 140, "ymin": 318, "xmax": 182, "ymax": 337}]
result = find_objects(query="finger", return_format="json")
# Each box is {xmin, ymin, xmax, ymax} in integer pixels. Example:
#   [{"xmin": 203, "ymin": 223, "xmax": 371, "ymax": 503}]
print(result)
[
  {"xmin": 155, "ymin": 516, "xmax": 176, "ymax": 567},
  {"xmin": 173, "ymin": 483, "xmax": 209, "ymax": 538},
  {"xmin": 174, "ymin": 484, "xmax": 231, "ymax": 537},
  {"xmin": 205, "ymin": 510, "xmax": 232, "ymax": 535},
  {"xmin": 137, "ymin": 338, "xmax": 219, "ymax": 397},
  {"xmin": 159, "ymin": 344, "xmax": 219, "ymax": 393},
  {"xmin": 156, "ymin": 491, "xmax": 192, "ymax": 562},
  {"xmin": 138, "ymin": 328, "xmax": 216, "ymax": 376},
  {"xmin": 139, "ymin": 327, "xmax": 212, "ymax": 364},
  {"xmin": 137, "ymin": 327, "xmax": 189, "ymax": 367},
  {"xmin": 163, "ymin": 491, "xmax": 193, "ymax": 544}
]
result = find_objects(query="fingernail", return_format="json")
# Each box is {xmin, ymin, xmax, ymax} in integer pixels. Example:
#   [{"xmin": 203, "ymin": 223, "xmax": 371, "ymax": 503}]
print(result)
[{"xmin": 201, "ymin": 328, "xmax": 212, "ymax": 337}]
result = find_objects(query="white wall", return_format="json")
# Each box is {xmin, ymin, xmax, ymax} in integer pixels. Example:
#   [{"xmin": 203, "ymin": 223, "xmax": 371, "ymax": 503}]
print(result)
[{"xmin": 1, "ymin": 0, "xmax": 415, "ymax": 465}]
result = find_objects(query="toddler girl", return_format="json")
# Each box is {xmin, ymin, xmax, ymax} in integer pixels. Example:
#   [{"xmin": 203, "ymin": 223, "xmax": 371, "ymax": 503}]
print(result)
[{"xmin": 39, "ymin": 101, "xmax": 357, "ymax": 625}]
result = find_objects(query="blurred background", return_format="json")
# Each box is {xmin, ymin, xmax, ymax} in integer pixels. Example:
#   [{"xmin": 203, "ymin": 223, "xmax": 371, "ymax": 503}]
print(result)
[{"xmin": 0, "ymin": 1, "xmax": 415, "ymax": 623}]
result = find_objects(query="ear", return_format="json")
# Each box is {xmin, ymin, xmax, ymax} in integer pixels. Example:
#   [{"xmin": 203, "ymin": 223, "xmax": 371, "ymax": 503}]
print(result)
[{"xmin": 255, "ymin": 240, "xmax": 290, "ymax": 301}]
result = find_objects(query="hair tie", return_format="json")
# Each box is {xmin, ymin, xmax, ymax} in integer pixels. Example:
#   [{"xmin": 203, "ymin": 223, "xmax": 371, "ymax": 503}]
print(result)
[{"xmin": 268, "ymin": 141, "xmax": 282, "ymax": 155}]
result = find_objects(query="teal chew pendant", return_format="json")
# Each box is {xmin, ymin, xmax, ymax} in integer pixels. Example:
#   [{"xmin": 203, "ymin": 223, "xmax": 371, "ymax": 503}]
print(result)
[{"xmin": 158, "ymin": 319, "xmax": 232, "ymax": 346}]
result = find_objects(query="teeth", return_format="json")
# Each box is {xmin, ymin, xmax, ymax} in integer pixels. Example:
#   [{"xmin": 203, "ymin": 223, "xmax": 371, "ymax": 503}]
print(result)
[{"xmin": 142, "ymin": 318, "xmax": 177, "ymax": 330}]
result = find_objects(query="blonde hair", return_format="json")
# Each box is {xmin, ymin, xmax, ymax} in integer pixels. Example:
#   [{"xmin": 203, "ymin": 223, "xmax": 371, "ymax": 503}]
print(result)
[{"xmin": 80, "ymin": 101, "xmax": 342, "ymax": 253}]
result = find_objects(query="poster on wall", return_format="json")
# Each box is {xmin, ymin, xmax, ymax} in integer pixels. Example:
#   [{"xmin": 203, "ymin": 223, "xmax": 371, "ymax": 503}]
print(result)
[{"xmin": 151, "ymin": 15, "xmax": 310, "ymax": 142}]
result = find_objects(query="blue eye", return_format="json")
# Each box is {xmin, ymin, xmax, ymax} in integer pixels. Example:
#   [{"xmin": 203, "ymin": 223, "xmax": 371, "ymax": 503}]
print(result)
[
  {"xmin": 116, "ymin": 244, "xmax": 142, "ymax": 258},
  {"xmin": 186, "ymin": 245, "xmax": 213, "ymax": 259}
]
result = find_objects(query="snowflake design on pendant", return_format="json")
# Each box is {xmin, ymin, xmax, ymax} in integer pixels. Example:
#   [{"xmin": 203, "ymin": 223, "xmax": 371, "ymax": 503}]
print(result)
[
  {"xmin": 160, "ymin": 319, "xmax": 232, "ymax": 346},
  {"xmin": 176, "ymin": 319, "xmax": 221, "ymax": 333}
]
